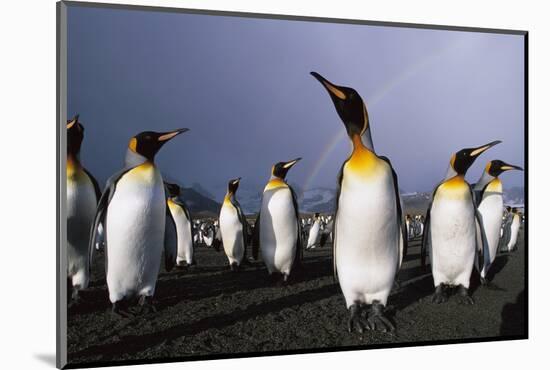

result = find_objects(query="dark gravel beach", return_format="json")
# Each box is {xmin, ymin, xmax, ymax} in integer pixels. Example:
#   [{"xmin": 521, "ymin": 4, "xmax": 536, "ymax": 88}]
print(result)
[{"xmin": 67, "ymin": 228, "xmax": 525, "ymax": 367}]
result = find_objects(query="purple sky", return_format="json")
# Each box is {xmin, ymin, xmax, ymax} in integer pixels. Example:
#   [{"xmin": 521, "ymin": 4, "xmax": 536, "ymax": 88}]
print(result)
[{"xmin": 67, "ymin": 5, "xmax": 525, "ymax": 194}]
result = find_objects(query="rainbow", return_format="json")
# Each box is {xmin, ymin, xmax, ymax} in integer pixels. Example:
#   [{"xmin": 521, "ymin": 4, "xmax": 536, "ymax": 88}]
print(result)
[{"xmin": 302, "ymin": 38, "xmax": 466, "ymax": 192}]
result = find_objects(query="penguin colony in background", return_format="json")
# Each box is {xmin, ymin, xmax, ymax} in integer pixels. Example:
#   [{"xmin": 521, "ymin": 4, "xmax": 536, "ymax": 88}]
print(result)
[{"xmin": 66, "ymin": 72, "xmax": 524, "ymax": 331}]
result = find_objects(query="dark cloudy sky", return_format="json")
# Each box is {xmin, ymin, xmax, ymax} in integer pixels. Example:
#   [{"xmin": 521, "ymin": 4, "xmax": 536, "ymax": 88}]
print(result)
[{"xmin": 67, "ymin": 5, "xmax": 525, "ymax": 195}]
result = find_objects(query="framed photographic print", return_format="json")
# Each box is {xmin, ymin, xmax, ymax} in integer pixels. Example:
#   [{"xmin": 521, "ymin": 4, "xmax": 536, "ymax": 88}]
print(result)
[{"xmin": 57, "ymin": 1, "xmax": 527, "ymax": 368}]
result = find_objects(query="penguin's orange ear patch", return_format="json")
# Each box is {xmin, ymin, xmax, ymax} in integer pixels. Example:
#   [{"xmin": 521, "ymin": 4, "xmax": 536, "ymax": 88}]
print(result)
[
  {"xmin": 129, "ymin": 137, "xmax": 138, "ymax": 152},
  {"xmin": 67, "ymin": 119, "xmax": 77, "ymax": 129}
]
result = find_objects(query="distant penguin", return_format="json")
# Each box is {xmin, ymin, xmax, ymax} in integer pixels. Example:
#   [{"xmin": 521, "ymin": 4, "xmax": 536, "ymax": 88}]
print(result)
[
  {"xmin": 252, "ymin": 158, "xmax": 303, "ymax": 282},
  {"xmin": 311, "ymin": 72, "xmax": 406, "ymax": 333},
  {"xmin": 89, "ymin": 128, "xmax": 188, "ymax": 315},
  {"xmin": 202, "ymin": 223, "xmax": 215, "ymax": 247},
  {"xmin": 219, "ymin": 178, "xmax": 249, "ymax": 270},
  {"xmin": 165, "ymin": 182, "xmax": 195, "ymax": 267},
  {"xmin": 474, "ymin": 160, "xmax": 523, "ymax": 284},
  {"xmin": 507, "ymin": 208, "xmax": 521, "ymax": 252},
  {"xmin": 66, "ymin": 115, "xmax": 101, "ymax": 303},
  {"xmin": 500, "ymin": 206, "xmax": 513, "ymax": 250},
  {"xmin": 306, "ymin": 213, "xmax": 322, "ymax": 249},
  {"xmin": 421, "ymin": 140, "xmax": 500, "ymax": 304}
]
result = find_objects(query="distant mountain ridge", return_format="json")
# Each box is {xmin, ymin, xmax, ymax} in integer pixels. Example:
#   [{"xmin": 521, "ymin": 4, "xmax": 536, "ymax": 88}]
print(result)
[{"xmin": 177, "ymin": 183, "xmax": 524, "ymax": 217}]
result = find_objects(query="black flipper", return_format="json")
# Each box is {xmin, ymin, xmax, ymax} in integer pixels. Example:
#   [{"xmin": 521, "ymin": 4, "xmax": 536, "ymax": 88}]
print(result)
[
  {"xmin": 82, "ymin": 167, "xmax": 102, "ymax": 203},
  {"xmin": 229, "ymin": 196, "xmax": 250, "ymax": 259},
  {"xmin": 164, "ymin": 205, "xmax": 177, "ymax": 272},
  {"xmin": 379, "ymin": 156, "xmax": 408, "ymax": 269},
  {"xmin": 332, "ymin": 161, "xmax": 345, "ymax": 280},
  {"xmin": 88, "ymin": 167, "xmax": 133, "ymax": 276},
  {"xmin": 289, "ymin": 185, "xmax": 303, "ymax": 269},
  {"xmin": 470, "ymin": 185, "xmax": 487, "ymax": 273},
  {"xmin": 421, "ymin": 182, "xmax": 443, "ymax": 268},
  {"xmin": 251, "ymin": 211, "xmax": 261, "ymax": 260}
]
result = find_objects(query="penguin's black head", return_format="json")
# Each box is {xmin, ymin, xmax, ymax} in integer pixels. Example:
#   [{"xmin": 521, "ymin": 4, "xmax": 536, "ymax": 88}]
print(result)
[
  {"xmin": 272, "ymin": 158, "xmax": 301, "ymax": 179},
  {"xmin": 129, "ymin": 128, "xmax": 189, "ymax": 161},
  {"xmin": 227, "ymin": 177, "xmax": 241, "ymax": 194},
  {"xmin": 164, "ymin": 182, "xmax": 181, "ymax": 197},
  {"xmin": 67, "ymin": 114, "xmax": 84, "ymax": 156},
  {"xmin": 485, "ymin": 160, "xmax": 523, "ymax": 177},
  {"xmin": 450, "ymin": 140, "xmax": 501, "ymax": 175},
  {"xmin": 314, "ymin": 212, "xmax": 320, "ymax": 219},
  {"xmin": 311, "ymin": 72, "xmax": 368, "ymax": 138}
]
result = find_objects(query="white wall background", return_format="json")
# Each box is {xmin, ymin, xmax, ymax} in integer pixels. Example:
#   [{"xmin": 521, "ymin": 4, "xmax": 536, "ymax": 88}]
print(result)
[{"xmin": 0, "ymin": 0, "xmax": 545, "ymax": 369}]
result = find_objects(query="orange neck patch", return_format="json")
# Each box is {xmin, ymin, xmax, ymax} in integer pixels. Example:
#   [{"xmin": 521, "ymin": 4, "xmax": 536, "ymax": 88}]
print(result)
[
  {"xmin": 485, "ymin": 178, "xmax": 502, "ymax": 193},
  {"xmin": 264, "ymin": 178, "xmax": 287, "ymax": 191},
  {"xmin": 345, "ymin": 134, "xmax": 379, "ymax": 176},
  {"xmin": 66, "ymin": 155, "xmax": 82, "ymax": 180},
  {"xmin": 438, "ymin": 175, "xmax": 470, "ymax": 199},
  {"xmin": 127, "ymin": 161, "xmax": 156, "ymax": 182}
]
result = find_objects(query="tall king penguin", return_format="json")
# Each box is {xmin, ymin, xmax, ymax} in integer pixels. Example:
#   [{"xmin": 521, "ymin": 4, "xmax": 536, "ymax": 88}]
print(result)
[
  {"xmin": 252, "ymin": 158, "xmax": 303, "ymax": 283},
  {"xmin": 474, "ymin": 160, "xmax": 523, "ymax": 284},
  {"xmin": 89, "ymin": 128, "xmax": 187, "ymax": 315},
  {"xmin": 66, "ymin": 115, "xmax": 101, "ymax": 304},
  {"xmin": 421, "ymin": 141, "xmax": 500, "ymax": 304},
  {"xmin": 311, "ymin": 72, "xmax": 407, "ymax": 333},
  {"xmin": 165, "ymin": 182, "xmax": 195, "ymax": 267},
  {"xmin": 219, "ymin": 178, "xmax": 249, "ymax": 271}
]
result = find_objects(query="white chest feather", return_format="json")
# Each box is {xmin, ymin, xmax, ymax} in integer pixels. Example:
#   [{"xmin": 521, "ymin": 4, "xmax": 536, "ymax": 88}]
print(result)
[
  {"xmin": 335, "ymin": 162, "xmax": 399, "ymax": 306},
  {"xmin": 478, "ymin": 192, "xmax": 503, "ymax": 265},
  {"xmin": 168, "ymin": 200, "xmax": 193, "ymax": 263},
  {"xmin": 105, "ymin": 163, "xmax": 165, "ymax": 301},
  {"xmin": 429, "ymin": 180, "xmax": 476, "ymax": 286},
  {"xmin": 260, "ymin": 185, "xmax": 297, "ymax": 274},
  {"xmin": 220, "ymin": 201, "xmax": 245, "ymax": 263}
]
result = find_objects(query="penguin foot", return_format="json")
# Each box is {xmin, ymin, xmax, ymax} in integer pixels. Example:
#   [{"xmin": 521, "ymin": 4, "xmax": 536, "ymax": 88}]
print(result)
[
  {"xmin": 111, "ymin": 302, "xmax": 133, "ymax": 319},
  {"xmin": 480, "ymin": 277, "xmax": 488, "ymax": 286},
  {"xmin": 230, "ymin": 262, "xmax": 239, "ymax": 272},
  {"xmin": 347, "ymin": 303, "xmax": 368, "ymax": 333},
  {"xmin": 457, "ymin": 285, "xmax": 474, "ymax": 305},
  {"xmin": 138, "ymin": 295, "xmax": 158, "ymax": 314},
  {"xmin": 366, "ymin": 301, "xmax": 395, "ymax": 333},
  {"xmin": 431, "ymin": 284, "xmax": 448, "ymax": 304}
]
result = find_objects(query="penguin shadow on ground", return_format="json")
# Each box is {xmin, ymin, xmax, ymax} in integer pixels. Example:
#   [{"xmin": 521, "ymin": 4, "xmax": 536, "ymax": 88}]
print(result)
[
  {"xmin": 69, "ymin": 284, "xmax": 340, "ymax": 362},
  {"xmin": 500, "ymin": 290, "xmax": 525, "ymax": 336},
  {"xmin": 390, "ymin": 271, "xmax": 434, "ymax": 312},
  {"xmin": 469, "ymin": 255, "xmax": 509, "ymax": 294},
  {"xmin": 153, "ymin": 253, "xmax": 333, "ymax": 311}
]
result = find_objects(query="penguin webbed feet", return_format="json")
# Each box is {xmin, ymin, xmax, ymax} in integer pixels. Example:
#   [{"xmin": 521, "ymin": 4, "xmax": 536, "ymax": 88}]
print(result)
[
  {"xmin": 68, "ymin": 286, "xmax": 82, "ymax": 308},
  {"xmin": 110, "ymin": 301, "xmax": 134, "ymax": 319},
  {"xmin": 456, "ymin": 285, "xmax": 474, "ymax": 305},
  {"xmin": 230, "ymin": 262, "xmax": 239, "ymax": 272},
  {"xmin": 366, "ymin": 301, "xmax": 395, "ymax": 333},
  {"xmin": 347, "ymin": 301, "xmax": 394, "ymax": 333},
  {"xmin": 347, "ymin": 302, "xmax": 368, "ymax": 333},
  {"xmin": 480, "ymin": 277, "xmax": 488, "ymax": 286},
  {"xmin": 137, "ymin": 295, "xmax": 158, "ymax": 314},
  {"xmin": 431, "ymin": 284, "xmax": 448, "ymax": 304}
]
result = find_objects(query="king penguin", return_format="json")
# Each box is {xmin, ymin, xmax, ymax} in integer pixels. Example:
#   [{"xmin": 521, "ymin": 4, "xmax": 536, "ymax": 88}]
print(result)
[
  {"xmin": 219, "ymin": 178, "xmax": 249, "ymax": 271},
  {"xmin": 89, "ymin": 128, "xmax": 188, "ymax": 315},
  {"xmin": 66, "ymin": 115, "xmax": 101, "ymax": 304},
  {"xmin": 507, "ymin": 208, "xmax": 522, "ymax": 252},
  {"xmin": 306, "ymin": 213, "xmax": 322, "ymax": 250},
  {"xmin": 474, "ymin": 160, "xmax": 523, "ymax": 284},
  {"xmin": 252, "ymin": 158, "xmax": 303, "ymax": 283},
  {"xmin": 165, "ymin": 182, "xmax": 195, "ymax": 267},
  {"xmin": 311, "ymin": 72, "xmax": 407, "ymax": 333},
  {"xmin": 421, "ymin": 140, "xmax": 500, "ymax": 304}
]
